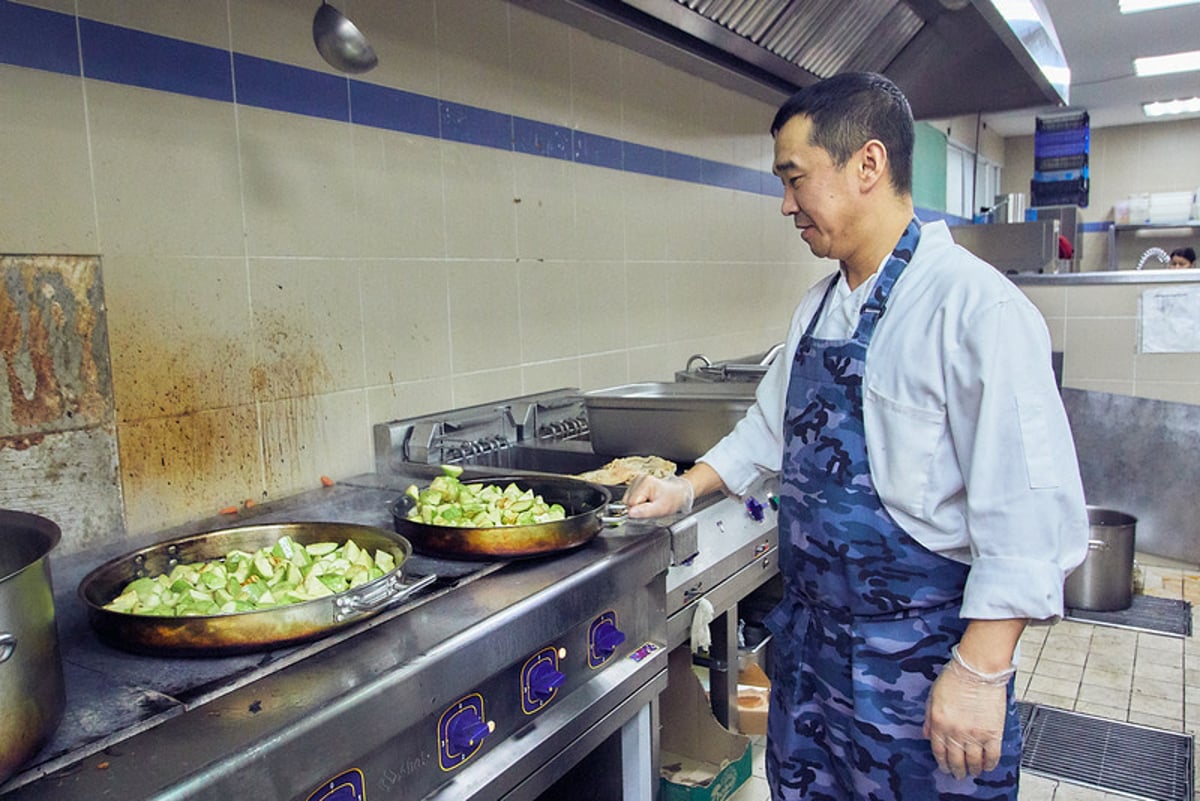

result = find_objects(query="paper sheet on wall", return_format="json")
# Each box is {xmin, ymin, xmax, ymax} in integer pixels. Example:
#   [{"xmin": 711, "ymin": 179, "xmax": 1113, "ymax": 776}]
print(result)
[{"xmin": 1139, "ymin": 285, "xmax": 1200, "ymax": 353}]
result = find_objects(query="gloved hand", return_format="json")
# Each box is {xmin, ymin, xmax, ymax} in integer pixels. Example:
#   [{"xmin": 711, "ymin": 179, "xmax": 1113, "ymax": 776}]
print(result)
[
  {"xmin": 622, "ymin": 474, "xmax": 694, "ymax": 519},
  {"xmin": 923, "ymin": 645, "xmax": 1012, "ymax": 780}
]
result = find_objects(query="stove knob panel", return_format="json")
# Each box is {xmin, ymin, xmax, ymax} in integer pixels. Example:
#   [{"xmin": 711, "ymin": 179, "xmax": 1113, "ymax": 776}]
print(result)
[
  {"xmin": 588, "ymin": 613, "xmax": 626, "ymax": 668},
  {"xmin": 438, "ymin": 693, "xmax": 493, "ymax": 771},
  {"xmin": 520, "ymin": 647, "xmax": 563, "ymax": 715}
]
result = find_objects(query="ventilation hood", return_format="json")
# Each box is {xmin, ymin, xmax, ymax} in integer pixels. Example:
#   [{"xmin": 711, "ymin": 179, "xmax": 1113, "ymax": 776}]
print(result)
[{"xmin": 512, "ymin": 0, "xmax": 1069, "ymax": 120}]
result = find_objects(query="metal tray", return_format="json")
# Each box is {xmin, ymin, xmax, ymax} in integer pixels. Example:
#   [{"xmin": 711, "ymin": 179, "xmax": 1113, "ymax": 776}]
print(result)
[{"xmin": 583, "ymin": 382, "xmax": 755, "ymax": 462}]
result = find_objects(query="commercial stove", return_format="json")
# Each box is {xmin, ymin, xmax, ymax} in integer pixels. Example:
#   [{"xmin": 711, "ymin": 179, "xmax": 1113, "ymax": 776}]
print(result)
[
  {"xmin": 3, "ymin": 386, "xmax": 777, "ymax": 800},
  {"xmin": 373, "ymin": 388, "xmax": 780, "ymax": 730},
  {"xmin": 3, "ymin": 470, "xmax": 670, "ymax": 800}
]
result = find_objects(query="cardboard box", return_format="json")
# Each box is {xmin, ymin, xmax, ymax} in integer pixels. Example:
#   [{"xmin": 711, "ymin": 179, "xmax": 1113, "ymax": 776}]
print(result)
[
  {"xmin": 735, "ymin": 662, "xmax": 771, "ymax": 736},
  {"xmin": 660, "ymin": 647, "xmax": 752, "ymax": 801}
]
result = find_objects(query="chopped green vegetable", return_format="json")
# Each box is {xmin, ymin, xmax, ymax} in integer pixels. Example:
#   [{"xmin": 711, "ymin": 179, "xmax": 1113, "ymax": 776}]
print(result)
[
  {"xmin": 406, "ymin": 473, "xmax": 568, "ymax": 528},
  {"xmin": 102, "ymin": 535, "xmax": 401, "ymax": 617}
]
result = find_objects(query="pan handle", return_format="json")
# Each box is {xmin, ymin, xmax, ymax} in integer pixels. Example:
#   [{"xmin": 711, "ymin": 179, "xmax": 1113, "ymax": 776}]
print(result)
[
  {"xmin": 600, "ymin": 501, "xmax": 628, "ymax": 527},
  {"xmin": 333, "ymin": 573, "xmax": 437, "ymax": 622}
]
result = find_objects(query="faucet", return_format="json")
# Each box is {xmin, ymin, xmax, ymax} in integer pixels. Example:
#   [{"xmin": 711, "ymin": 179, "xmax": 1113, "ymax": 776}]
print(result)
[{"xmin": 1137, "ymin": 247, "xmax": 1170, "ymax": 270}]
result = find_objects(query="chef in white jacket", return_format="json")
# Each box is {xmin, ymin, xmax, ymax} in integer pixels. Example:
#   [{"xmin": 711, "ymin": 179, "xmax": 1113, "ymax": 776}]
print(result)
[{"xmin": 624, "ymin": 72, "xmax": 1088, "ymax": 800}]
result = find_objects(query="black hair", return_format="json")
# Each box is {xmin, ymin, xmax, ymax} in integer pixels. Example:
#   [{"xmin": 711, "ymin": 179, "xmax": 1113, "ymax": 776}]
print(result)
[
  {"xmin": 770, "ymin": 72, "xmax": 914, "ymax": 195},
  {"xmin": 1170, "ymin": 247, "xmax": 1196, "ymax": 263}
]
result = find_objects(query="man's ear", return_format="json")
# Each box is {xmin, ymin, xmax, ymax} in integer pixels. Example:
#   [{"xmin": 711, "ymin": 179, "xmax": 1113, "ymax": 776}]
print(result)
[{"xmin": 858, "ymin": 139, "xmax": 888, "ymax": 191}]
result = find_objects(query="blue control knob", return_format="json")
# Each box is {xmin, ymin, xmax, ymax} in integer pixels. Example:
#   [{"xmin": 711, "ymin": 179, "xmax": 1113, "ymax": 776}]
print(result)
[
  {"xmin": 528, "ymin": 661, "xmax": 566, "ymax": 700},
  {"xmin": 593, "ymin": 620, "xmax": 626, "ymax": 657},
  {"xmin": 447, "ymin": 709, "xmax": 491, "ymax": 751},
  {"xmin": 745, "ymin": 496, "xmax": 765, "ymax": 522}
]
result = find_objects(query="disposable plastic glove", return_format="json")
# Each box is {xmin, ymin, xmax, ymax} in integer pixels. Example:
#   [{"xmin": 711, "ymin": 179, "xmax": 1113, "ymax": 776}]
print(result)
[
  {"xmin": 923, "ymin": 645, "xmax": 1012, "ymax": 780},
  {"xmin": 622, "ymin": 474, "xmax": 695, "ymax": 519}
]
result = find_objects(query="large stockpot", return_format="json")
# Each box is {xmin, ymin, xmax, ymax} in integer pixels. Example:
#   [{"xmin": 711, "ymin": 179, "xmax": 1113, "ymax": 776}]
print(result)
[
  {"xmin": 1064, "ymin": 507, "xmax": 1137, "ymax": 612},
  {"xmin": 78, "ymin": 522, "xmax": 433, "ymax": 656},
  {"xmin": 0, "ymin": 510, "xmax": 65, "ymax": 786},
  {"xmin": 391, "ymin": 475, "xmax": 618, "ymax": 559}
]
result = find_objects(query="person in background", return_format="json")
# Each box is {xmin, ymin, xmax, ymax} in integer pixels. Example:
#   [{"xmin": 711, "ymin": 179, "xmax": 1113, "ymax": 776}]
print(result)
[
  {"xmin": 623, "ymin": 72, "xmax": 1088, "ymax": 800},
  {"xmin": 1169, "ymin": 247, "xmax": 1196, "ymax": 269}
]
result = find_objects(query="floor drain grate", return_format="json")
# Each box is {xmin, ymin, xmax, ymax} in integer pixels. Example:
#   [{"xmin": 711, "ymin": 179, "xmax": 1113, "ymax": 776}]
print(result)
[
  {"xmin": 1020, "ymin": 704, "xmax": 1194, "ymax": 801},
  {"xmin": 1066, "ymin": 595, "xmax": 1192, "ymax": 637}
]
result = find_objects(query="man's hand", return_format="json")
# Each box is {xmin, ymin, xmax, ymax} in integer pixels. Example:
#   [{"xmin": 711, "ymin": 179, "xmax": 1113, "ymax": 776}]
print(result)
[
  {"xmin": 923, "ymin": 647, "xmax": 1010, "ymax": 779},
  {"xmin": 622, "ymin": 474, "xmax": 695, "ymax": 518}
]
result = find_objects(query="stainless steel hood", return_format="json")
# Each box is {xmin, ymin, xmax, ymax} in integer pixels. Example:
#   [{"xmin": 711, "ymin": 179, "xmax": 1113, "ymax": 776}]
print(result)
[{"xmin": 512, "ymin": 0, "xmax": 1069, "ymax": 119}]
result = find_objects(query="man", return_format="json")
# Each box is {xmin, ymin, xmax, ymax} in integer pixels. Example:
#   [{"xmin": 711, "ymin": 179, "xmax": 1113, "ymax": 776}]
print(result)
[{"xmin": 624, "ymin": 72, "xmax": 1088, "ymax": 800}]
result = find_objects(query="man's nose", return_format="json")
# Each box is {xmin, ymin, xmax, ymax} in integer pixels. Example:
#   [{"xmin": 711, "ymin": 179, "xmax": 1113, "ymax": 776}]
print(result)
[{"xmin": 781, "ymin": 192, "xmax": 798, "ymax": 216}]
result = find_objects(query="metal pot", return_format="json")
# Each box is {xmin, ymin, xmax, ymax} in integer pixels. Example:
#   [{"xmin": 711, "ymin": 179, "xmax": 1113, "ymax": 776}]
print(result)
[
  {"xmin": 78, "ymin": 522, "xmax": 432, "ymax": 656},
  {"xmin": 1064, "ymin": 507, "xmax": 1137, "ymax": 612},
  {"xmin": 391, "ymin": 475, "xmax": 618, "ymax": 559},
  {"xmin": 0, "ymin": 510, "xmax": 64, "ymax": 786}
]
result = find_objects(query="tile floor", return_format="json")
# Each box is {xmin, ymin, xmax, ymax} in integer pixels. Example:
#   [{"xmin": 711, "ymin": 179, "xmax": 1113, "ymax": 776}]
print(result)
[{"xmin": 725, "ymin": 554, "xmax": 1200, "ymax": 801}]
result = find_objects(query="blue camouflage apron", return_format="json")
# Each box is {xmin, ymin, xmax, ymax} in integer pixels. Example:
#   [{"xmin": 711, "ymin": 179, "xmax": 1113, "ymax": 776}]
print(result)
[{"xmin": 763, "ymin": 219, "xmax": 1021, "ymax": 800}]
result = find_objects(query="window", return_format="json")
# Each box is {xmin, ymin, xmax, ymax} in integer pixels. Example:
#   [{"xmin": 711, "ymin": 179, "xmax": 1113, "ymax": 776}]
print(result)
[{"xmin": 945, "ymin": 141, "xmax": 1001, "ymax": 219}]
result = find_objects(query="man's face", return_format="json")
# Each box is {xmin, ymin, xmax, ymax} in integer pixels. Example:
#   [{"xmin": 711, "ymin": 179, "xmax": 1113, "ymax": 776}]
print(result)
[{"xmin": 772, "ymin": 115, "xmax": 860, "ymax": 262}]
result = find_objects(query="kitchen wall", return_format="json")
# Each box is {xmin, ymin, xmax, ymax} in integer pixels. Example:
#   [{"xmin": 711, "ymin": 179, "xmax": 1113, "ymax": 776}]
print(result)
[
  {"xmin": 999, "ymin": 121, "xmax": 1200, "ymax": 405},
  {"xmin": 1, "ymin": 0, "xmax": 833, "ymax": 551},
  {"xmin": 1003, "ymin": 118, "xmax": 1200, "ymax": 273}
]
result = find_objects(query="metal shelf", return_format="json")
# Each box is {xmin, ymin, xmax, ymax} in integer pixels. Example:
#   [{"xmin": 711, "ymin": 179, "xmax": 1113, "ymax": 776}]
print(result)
[{"xmin": 1107, "ymin": 221, "xmax": 1200, "ymax": 271}]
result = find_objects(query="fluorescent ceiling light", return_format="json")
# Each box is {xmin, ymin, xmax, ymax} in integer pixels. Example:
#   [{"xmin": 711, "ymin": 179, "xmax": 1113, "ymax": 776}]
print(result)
[
  {"xmin": 1119, "ymin": 0, "xmax": 1200, "ymax": 13},
  {"xmin": 1134, "ymin": 50, "xmax": 1200, "ymax": 76},
  {"xmin": 1143, "ymin": 96, "xmax": 1200, "ymax": 116}
]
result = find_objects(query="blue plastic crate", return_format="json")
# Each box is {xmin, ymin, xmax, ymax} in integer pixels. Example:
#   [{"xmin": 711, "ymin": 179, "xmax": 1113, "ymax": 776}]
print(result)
[
  {"xmin": 1034, "ymin": 127, "xmax": 1090, "ymax": 158},
  {"xmin": 1034, "ymin": 166, "xmax": 1089, "ymax": 183},
  {"xmin": 1035, "ymin": 153, "xmax": 1088, "ymax": 173}
]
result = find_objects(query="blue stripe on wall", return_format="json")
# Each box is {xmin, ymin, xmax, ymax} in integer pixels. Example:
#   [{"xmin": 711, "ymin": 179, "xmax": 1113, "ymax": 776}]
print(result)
[
  {"xmin": 235, "ymin": 53, "xmax": 348, "ymax": 122},
  {"xmin": 0, "ymin": 1, "xmax": 79, "ymax": 76},
  {"xmin": 0, "ymin": 0, "xmax": 947, "ymax": 218},
  {"xmin": 82, "ymin": 18, "xmax": 232, "ymax": 101}
]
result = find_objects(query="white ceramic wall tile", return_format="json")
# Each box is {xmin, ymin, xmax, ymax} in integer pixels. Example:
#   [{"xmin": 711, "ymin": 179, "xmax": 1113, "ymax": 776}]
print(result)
[
  {"xmin": 364, "ymin": 377, "xmax": 454, "ymax": 426},
  {"xmin": 78, "ymin": 0, "xmax": 231, "ymax": 49},
  {"xmin": 571, "ymin": 164, "xmax": 627, "ymax": 262},
  {"xmin": 624, "ymin": 261, "xmax": 673, "ymax": 347},
  {"xmin": 259, "ymin": 389, "xmax": 372, "ymax": 497},
  {"xmin": 447, "ymin": 260, "xmax": 522, "ymax": 373},
  {"xmin": 248, "ymin": 258, "xmax": 368, "ymax": 401},
  {"xmin": 507, "ymin": 4, "xmax": 572, "ymax": 127},
  {"xmin": 434, "ymin": 0, "xmax": 513, "ymax": 112},
  {"xmin": 359, "ymin": 259, "xmax": 452, "ymax": 385},
  {"xmin": 441, "ymin": 141, "xmax": 518, "ymax": 260},
  {"xmin": 576, "ymin": 262, "xmax": 628, "ymax": 355},
  {"xmin": 521, "ymin": 358, "xmax": 581, "ymax": 395},
  {"xmin": 238, "ymin": 107, "xmax": 359, "ymax": 259},
  {"xmin": 1064, "ymin": 284, "xmax": 1140, "ymax": 318},
  {"xmin": 626, "ymin": 344, "xmax": 676, "ymax": 383},
  {"xmin": 1063, "ymin": 317, "xmax": 1137, "ymax": 382},
  {"xmin": 350, "ymin": 127, "xmax": 447, "ymax": 259},
  {"xmin": 87, "ymin": 81, "xmax": 244, "ymax": 257},
  {"xmin": 352, "ymin": 0, "xmax": 440, "ymax": 97},
  {"xmin": 518, "ymin": 261, "xmax": 581, "ymax": 362},
  {"xmin": 1062, "ymin": 378, "xmax": 1135, "ymax": 395},
  {"xmin": 514, "ymin": 152, "xmax": 575, "ymax": 262},
  {"xmin": 579, "ymin": 352, "xmax": 629, "ymax": 391},
  {"xmin": 11, "ymin": 0, "xmax": 74, "ymax": 13},
  {"xmin": 1133, "ymin": 381, "xmax": 1200, "ymax": 405},
  {"xmin": 619, "ymin": 49, "xmax": 677, "ymax": 151},
  {"xmin": 118, "ymin": 405, "xmax": 263, "ymax": 534},
  {"xmin": 104, "ymin": 254, "xmax": 255, "ymax": 422},
  {"xmin": 452, "ymin": 365, "xmax": 523, "ymax": 408},
  {"xmin": 1134, "ymin": 350, "xmax": 1200, "ymax": 382},
  {"xmin": 568, "ymin": 28, "xmax": 623, "ymax": 140},
  {"xmin": 1021, "ymin": 285, "xmax": 1067, "ymax": 319},
  {"xmin": 229, "ymin": 0, "xmax": 327, "ymax": 70},
  {"xmin": 622, "ymin": 174, "xmax": 672, "ymax": 261},
  {"xmin": 0, "ymin": 66, "xmax": 96, "ymax": 254}
]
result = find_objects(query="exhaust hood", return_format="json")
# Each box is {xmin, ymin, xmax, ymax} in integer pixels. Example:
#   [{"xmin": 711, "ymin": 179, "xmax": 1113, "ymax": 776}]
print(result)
[{"xmin": 512, "ymin": 0, "xmax": 1069, "ymax": 119}]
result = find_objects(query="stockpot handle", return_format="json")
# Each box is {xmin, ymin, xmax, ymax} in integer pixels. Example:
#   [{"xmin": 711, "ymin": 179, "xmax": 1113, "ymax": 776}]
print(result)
[
  {"xmin": 333, "ymin": 572, "xmax": 437, "ymax": 622},
  {"xmin": 1086, "ymin": 539, "xmax": 1110, "ymax": 552},
  {"xmin": 0, "ymin": 633, "xmax": 15, "ymax": 664}
]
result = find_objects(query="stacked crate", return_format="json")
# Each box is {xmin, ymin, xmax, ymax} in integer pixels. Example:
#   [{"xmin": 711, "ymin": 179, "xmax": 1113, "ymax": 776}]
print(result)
[{"xmin": 1031, "ymin": 111, "xmax": 1089, "ymax": 208}]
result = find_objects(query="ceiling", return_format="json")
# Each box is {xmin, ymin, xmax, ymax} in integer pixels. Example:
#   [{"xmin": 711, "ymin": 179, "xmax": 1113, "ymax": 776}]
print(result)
[{"xmin": 980, "ymin": 0, "xmax": 1200, "ymax": 136}]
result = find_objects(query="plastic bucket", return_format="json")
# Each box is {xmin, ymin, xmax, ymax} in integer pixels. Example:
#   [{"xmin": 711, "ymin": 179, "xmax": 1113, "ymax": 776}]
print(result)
[{"xmin": 1064, "ymin": 507, "xmax": 1136, "ymax": 611}]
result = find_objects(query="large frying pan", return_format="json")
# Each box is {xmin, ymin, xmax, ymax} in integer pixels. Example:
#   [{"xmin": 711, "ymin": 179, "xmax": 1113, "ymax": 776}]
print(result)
[
  {"xmin": 78, "ymin": 522, "xmax": 434, "ymax": 656},
  {"xmin": 391, "ymin": 475, "xmax": 621, "ymax": 559}
]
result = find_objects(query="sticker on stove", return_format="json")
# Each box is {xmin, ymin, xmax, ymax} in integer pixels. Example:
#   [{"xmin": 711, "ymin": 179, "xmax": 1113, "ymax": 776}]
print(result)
[
  {"xmin": 438, "ymin": 693, "xmax": 494, "ymax": 771},
  {"xmin": 627, "ymin": 641, "xmax": 661, "ymax": 663},
  {"xmin": 305, "ymin": 767, "xmax": 365, "ymax": 801}
]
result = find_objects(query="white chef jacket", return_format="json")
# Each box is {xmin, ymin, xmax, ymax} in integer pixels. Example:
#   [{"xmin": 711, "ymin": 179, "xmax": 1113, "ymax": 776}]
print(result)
[{"xmin": 701, "ymin": 220, "xmax": 1088, "ymax": 623}]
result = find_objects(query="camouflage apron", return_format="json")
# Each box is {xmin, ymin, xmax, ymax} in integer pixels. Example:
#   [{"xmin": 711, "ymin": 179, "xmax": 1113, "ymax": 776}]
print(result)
[{"xmin": 763, "ymin": 219, "xmax": 1020, "ymax": 800}]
